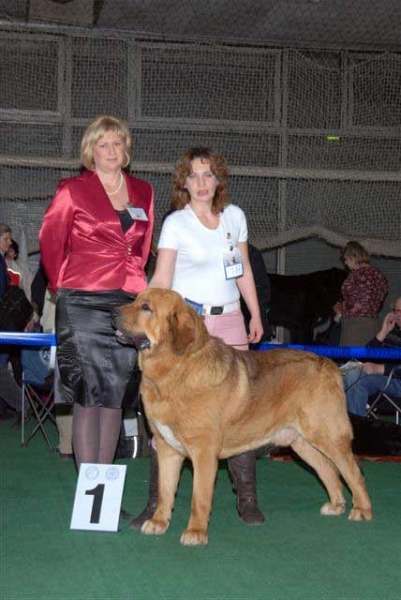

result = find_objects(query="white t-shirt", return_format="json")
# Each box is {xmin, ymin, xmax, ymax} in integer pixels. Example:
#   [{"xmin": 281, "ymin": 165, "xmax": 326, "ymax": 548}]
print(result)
[{"xmin": 158, "ymin": 204, "xmax": 248, "ymax": 305}]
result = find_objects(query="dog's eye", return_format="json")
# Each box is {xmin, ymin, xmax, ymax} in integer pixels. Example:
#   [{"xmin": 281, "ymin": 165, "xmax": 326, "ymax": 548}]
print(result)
[{"xmin": 141, "ymin": 302, "xmax": 151, "ymax": 312}]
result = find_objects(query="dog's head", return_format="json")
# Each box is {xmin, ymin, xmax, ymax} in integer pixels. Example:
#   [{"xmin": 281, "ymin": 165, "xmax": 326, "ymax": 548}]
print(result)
[{"xmin": 112, "ymin": 288, "xmax": 209, "ymax": 355}]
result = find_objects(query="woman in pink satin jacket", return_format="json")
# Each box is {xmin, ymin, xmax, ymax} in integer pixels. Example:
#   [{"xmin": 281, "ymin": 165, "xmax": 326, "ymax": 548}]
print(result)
[{"xmin": 39, "ymin": 115, "xmax": 154, "ymax": 471}]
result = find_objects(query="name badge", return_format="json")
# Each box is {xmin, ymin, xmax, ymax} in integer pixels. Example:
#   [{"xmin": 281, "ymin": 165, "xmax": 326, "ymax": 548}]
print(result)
[
  {"xmin": 223, "ymin": 247, "xmax": 244, "ymax": 279},
  {"xmin": 126, "ymin": 206, "xmax": 148, "ymax": 221}
]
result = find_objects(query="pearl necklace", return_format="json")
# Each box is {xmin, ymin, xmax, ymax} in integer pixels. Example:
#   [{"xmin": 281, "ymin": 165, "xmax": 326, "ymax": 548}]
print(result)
[{"xmin": 105, "ymin": 172, "xmax": 124, "ymax": 196}]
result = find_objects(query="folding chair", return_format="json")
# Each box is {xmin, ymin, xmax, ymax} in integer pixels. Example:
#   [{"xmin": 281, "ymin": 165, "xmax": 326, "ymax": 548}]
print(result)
[
  {"xmin": 366, "ymin": 366, "xmax": 401, "ymax": 425},
  {"xmin": 20, "ymin": 374, "xmax": 57, "ymax": 451}
]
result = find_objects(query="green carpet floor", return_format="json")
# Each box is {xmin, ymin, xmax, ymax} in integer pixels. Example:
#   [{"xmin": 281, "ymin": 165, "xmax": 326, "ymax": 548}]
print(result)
[{"xmin": 1, "ymin": 419, "xmax": 400, "ymax": 600}]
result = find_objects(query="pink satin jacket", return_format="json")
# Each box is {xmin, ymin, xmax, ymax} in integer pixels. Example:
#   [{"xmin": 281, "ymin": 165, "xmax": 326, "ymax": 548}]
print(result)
[{"xmin": 39, "ymin": 170, "xmax": 154, "ymax": 294}]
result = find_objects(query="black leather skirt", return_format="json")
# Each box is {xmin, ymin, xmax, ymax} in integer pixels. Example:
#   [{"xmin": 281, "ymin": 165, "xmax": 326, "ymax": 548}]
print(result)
[{"xmin": 55, "ymin": 289, "xmax": 137, "ymax": 408}]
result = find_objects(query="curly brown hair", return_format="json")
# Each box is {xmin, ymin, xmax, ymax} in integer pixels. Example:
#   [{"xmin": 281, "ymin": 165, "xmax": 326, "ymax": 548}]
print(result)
[{"xmin": 171, "ymin": 147, "xmax": 230, "ymax": 212}]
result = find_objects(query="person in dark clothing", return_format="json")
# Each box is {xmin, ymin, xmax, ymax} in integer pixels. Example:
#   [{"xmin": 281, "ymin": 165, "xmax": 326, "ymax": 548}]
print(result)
[
  {"xmin": 0, "ymin": 224, "xmax": 11, "ymax": 299},
  {"xmin": 30, "ymin": 263, "xmax": 49, "ymax": 317},
  {"xmin": 343, "ymin": 296, "xmax": 401, "ymax": 416},
  {"xmin": 0, "ymin": 224, "xmax": 30, "ymax": 422},
  {"xmin": 240, "ymin": 244, "xmax": 273, "ymax": 342}
]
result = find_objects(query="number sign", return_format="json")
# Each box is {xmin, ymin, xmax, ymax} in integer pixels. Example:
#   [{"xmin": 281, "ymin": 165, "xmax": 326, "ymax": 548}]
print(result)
[{"xmin": 70, "ymin": 463, "xmax": 127, "ymax": 532}]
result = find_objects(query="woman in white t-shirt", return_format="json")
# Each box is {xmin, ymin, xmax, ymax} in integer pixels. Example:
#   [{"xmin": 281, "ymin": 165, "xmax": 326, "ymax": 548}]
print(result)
[{"xmin": 130, "ymin": 147, "xmax": 265, "ymax": 532}]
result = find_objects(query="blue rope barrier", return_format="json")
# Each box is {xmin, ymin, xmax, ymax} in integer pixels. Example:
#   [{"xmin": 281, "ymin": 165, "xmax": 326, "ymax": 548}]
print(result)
[
  {"xmin": 1, "ymin": 331, "xmax": 400, "ymax": 361},
  {"xmin": 0, "ymin": 332, "xmax": 56, "ymax": 347},
  {"xmin": 253, "ymin": 342, "xmax": 401, "ymax": 361}
]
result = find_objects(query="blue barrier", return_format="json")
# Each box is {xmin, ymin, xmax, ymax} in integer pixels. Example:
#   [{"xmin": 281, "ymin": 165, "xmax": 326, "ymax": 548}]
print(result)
[
  {"xmin": 0, "ymin": 332, "xmax": 56, "ymax": 347},
  {"xmin": 253, "ymin": 342, "xmax": 401, "ymax": 361},
  {"xmin": 1, "ymin": 331, "xmax": 400, "ymax": 361}
]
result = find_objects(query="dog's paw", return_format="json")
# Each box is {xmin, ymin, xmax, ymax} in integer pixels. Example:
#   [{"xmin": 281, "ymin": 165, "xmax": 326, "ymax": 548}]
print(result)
[
  {"xmin": 180, "ymin": 528, "xmax": 208, "ymax": 546},
  {"xmin": 141, "ymin": 518, "xmax": 169, "ymax": 535},
  {"xmin": 348, "ymin": 507, "xmax": 373, "ymax": 521},
  {"xmin": 320, "ymin": 501, "xmax": 346, "ymax": 516}
]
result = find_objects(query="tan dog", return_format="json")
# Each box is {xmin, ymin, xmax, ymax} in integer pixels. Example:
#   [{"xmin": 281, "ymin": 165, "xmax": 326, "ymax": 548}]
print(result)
[{"xmin": 113, "ymin": 289, "xmax": 372, "ymax": 546}]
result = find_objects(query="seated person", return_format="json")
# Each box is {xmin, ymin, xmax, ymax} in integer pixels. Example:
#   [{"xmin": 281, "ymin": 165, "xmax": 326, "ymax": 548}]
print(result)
[
  {"xmin": 0, "ymin": 362, "xmax": 26, "ymax": 422},
  {"xmin": 21, "ymin": 343, "xmax": 52, "ymax": 386},
  {"xmin": 21, "ymin": 289, "xmax": 73, "ymax": 459},
  {"xmin": 343, "ymin": 296, "xmax": 401, "ymax": 416},
  {"xmin": 0, "ymin": 223, "xmax": 11, "ymax": 298},
  {"xmin": 5, "ymin": 239, "xmax": 22, "ymax": 287},
  {"xmin": 5, "ymin": 238, "xmax": 33, "ymax": 302}
]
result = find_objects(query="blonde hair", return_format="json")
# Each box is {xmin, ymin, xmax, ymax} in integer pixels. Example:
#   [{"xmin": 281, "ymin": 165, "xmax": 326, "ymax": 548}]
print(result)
[
  {"xmin": 171, "ymin": 147, "xmax": 230, "ymax": 212},
  {"xmin": 80, "ymin": 115, "xmax": 132, "ymax": 170},
  {"xmin": 342, "ymin": 241, "xmax": 371, "ymax": 265}
]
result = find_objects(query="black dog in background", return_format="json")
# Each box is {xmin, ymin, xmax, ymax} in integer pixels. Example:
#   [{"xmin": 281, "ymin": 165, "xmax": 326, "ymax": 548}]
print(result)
[
  {"xmin": 259, "ymin": 414, "xmax": 401, "ymax": 459},
  {"xmin": 268, "ymin": 267, "xmax": 347, "ymax": 344},
  {"xmin": 349, "ymin": 414, "xmax": 401, "ymax": 457}
]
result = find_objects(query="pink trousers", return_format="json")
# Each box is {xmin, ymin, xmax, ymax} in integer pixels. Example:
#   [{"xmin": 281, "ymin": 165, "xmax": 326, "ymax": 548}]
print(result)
[{"xmin": 204, "ymin": 308, "xmax": 249, "ymax": 350}]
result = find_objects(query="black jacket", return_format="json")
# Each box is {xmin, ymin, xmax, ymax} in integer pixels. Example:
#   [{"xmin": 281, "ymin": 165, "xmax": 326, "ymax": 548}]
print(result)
[{"xmin": 368, "ymin": 324, "xmax": 401, "ymax": 377}]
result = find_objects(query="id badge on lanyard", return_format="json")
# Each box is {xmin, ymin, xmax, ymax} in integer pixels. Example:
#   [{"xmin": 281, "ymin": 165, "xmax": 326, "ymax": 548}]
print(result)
[
  {"xmin": 223, "ymin": 233, "xmax": 244, "ymax": 280},
  {"xmin": 126, "ymin": 206, "xmax": 148, "ymax": 221}
]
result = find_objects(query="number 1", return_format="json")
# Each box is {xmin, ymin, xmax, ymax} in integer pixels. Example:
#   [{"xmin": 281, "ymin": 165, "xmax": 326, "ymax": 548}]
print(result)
[{"xmin": 85, "ymin": 484, "xmax": 105, "ymax": 523}]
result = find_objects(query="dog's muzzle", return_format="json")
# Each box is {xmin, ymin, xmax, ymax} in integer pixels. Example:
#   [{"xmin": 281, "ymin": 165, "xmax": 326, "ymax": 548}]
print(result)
[
  {"xmin": 130, "ymin": 334, "xmax": 151, "ymax": 351},
  {"xmin": 111, "ymin": 308, "xmax": 151, "ymax": 350}
]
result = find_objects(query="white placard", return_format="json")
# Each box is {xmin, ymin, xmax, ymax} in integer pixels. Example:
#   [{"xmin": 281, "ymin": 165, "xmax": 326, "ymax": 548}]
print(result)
[{"xmin": 70, "ymin": 463, "xmax": 127, "ymax": 532}]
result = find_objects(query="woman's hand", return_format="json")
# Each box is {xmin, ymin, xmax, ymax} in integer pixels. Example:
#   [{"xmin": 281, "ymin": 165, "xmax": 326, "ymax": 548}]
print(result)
[
  {"xmin": 349, "ymin": 302, "xmax": 363, "ymax": 314},
  {"xmin": 248, "ymin": 314, "xmax": 264, "ymax": 344}
]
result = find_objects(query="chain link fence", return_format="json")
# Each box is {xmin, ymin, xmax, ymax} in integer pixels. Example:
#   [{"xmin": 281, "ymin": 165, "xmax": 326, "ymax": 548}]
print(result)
[{"xmin": 0, "ymin": 1, "xmax": 400, "ymax": 258}]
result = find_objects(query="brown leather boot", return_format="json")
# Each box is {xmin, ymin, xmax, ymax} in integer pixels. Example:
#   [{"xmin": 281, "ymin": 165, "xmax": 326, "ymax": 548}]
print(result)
[
  {"xmin": 227, "ymin": 451, "xmax": 265, "ymax": 525},
  {"xmin": 129, "ymin": 446, "xmax": 158, "ymax": 531}
]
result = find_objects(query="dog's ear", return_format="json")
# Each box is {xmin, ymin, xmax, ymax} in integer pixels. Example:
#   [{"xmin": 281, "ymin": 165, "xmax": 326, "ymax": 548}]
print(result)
[{"xmin": 168, "ymin": 310, "xmax": 197, "ymax": 355}]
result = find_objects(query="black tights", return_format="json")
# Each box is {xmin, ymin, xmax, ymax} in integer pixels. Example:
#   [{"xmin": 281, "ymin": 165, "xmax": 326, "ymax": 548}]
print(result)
[{"xmin": 72, "ymin": 404, "xmax": 122, "ymax": 471}]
